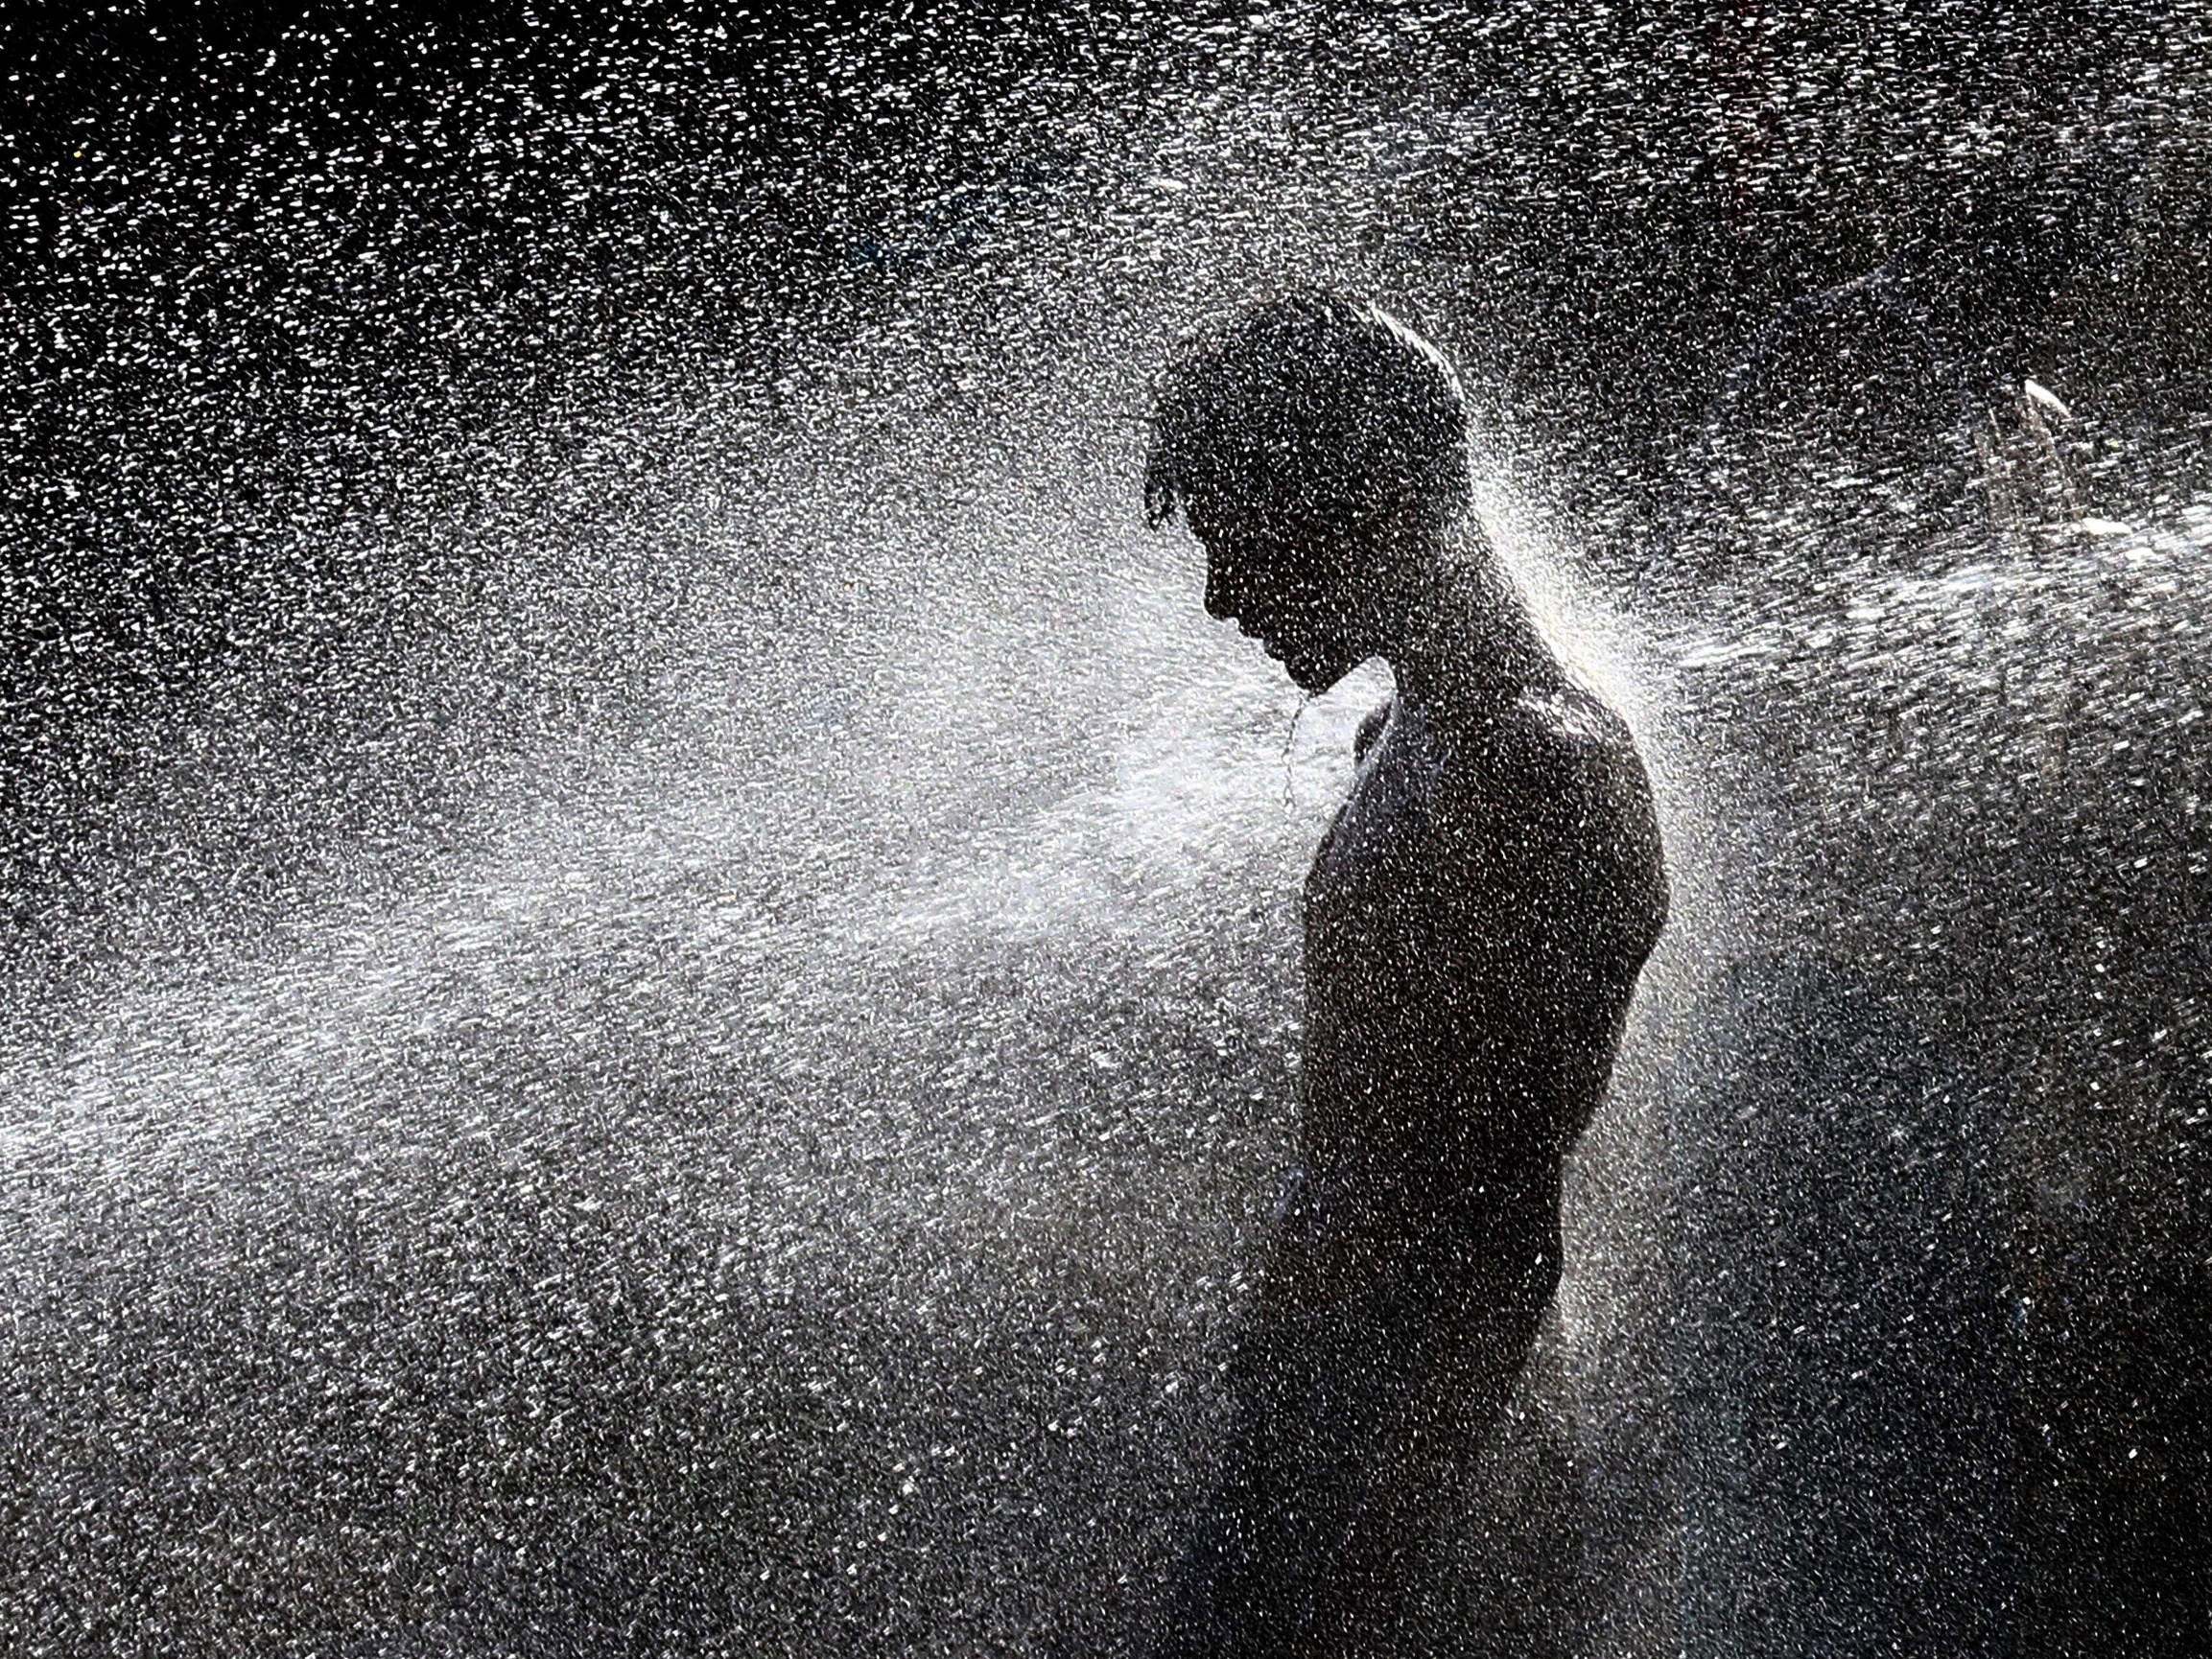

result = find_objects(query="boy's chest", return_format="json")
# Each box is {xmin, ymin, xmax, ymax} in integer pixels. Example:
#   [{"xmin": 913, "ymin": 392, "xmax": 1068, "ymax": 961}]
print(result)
[{"xmin": 1305, "ymin": 725, "xmax": 1454, "ymax": 964}]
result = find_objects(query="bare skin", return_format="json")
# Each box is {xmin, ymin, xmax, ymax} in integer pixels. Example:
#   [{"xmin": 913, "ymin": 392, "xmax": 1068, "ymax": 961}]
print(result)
[{"xmin": 1160, "ymin": 502, "xmax": 1669, "ymax": 1657}]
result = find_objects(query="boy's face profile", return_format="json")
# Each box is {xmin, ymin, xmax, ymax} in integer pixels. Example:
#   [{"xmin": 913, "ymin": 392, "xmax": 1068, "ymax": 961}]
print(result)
[
  {"xmin": 1152, "ymin": 297, "xmax": 1474, "ymax": 696},
  {"xmin": 1187, "ymin": 487, "xmax": 1374, "ymax": 695}
]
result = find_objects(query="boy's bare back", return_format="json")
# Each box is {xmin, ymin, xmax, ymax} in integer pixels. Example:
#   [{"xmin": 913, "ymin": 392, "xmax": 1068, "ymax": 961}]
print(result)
[{"xmin": 1302, "ymin": 684, "xmax": 1668, "ymax": 1205}]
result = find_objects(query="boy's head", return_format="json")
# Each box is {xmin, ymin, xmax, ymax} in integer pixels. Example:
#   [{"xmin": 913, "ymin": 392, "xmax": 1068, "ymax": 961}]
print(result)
[
  {"xmin": 1145, "ymin": 293, "xmax": 1473, "ymax": 693},
  {"xmin": 1144, "ymin": 292, "xmax": 1472, "ymax": 537}
]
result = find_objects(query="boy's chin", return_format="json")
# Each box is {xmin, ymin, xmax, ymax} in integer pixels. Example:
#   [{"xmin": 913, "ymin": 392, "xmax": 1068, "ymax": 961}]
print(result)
[{"xmin": 1284, "ymin": 647, "xmax": 1356, "ymax": 696}]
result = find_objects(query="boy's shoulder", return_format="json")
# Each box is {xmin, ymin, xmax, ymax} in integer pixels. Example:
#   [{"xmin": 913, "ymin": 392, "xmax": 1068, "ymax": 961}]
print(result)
[
  {"xmin": 1439, "ymin": 681, "xmax": 1668, "ymax": 931},
  {"xmin": 1445, "ymin": 680, "xmax": 1644, "ymax": 811}
]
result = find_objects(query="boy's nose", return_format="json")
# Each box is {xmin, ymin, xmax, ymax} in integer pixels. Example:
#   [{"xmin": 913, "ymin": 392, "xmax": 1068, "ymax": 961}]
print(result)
[{"xmin": 1204, "ymin": 560, "xmax": 1237, "ymax": 622}]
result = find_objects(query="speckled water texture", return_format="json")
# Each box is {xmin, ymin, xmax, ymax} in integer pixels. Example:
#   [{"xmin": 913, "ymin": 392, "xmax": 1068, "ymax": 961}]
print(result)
[{"xmin": 3, "ymin": 6, "xmax": 2207, "ymax": 1655}]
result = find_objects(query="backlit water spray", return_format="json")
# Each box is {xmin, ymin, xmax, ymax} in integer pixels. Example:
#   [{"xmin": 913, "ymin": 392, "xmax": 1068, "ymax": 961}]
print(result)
[{"xmin": 5, "ymin": 8, "xmax": 2205, "ymax": 1655}]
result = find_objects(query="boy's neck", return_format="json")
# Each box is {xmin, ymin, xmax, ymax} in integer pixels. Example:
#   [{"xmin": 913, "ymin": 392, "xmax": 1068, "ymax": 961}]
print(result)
[{"xmin": 1385, "ymin": 535, "xmax": 1562, "ymax": 720}]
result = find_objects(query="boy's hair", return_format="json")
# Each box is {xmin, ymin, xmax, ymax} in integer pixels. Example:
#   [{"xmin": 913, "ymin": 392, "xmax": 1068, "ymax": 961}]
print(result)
[{"xmin": 1143, "ymin": 292, "xmax": 1472, "ymax": 531}]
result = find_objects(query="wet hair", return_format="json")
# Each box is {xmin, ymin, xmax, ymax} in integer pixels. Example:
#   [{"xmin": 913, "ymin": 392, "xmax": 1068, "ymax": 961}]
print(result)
[{"xmin": 1143, "ymin": 292, "xmax": 1472, "ymax": 532}]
